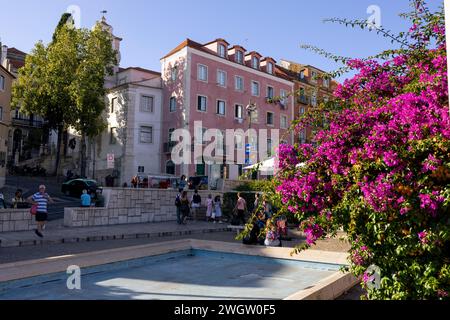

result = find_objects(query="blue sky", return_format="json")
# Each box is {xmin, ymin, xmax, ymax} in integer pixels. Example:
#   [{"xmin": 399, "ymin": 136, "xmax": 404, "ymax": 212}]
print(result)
[{"xmin": 0, "ymin": 1, "xmax": 444, "ymax": 80}]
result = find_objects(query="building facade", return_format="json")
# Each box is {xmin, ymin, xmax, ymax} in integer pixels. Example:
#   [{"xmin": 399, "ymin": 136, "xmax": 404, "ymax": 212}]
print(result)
[
  {"xmin": 160, "ymin": 38, "xmax": 295, "ymax": 186},
  {"xmin": 278, "ymin": 60, "xmax": 338, "ymax": 145},
  {"xmin": 0, "ymin": 45, "xmax": 46, "ymax": 165},
  {"xmin": 0, "ymin": 65, "xmax": 14, "ymax": 187},
  {"xmin": 95, "ymin": 67, "xmax": 163, "ymax": 186}
]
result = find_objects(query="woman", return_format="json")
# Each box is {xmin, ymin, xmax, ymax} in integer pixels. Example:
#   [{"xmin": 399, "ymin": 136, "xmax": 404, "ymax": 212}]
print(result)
[
  {"xmin": 235, "ymin": 193, "xmax": 247, "ymax": 225},
  {"xmin": 179, "ymin": 191, "xmax": 190, "ymax": 225},
  {"xmin": 179, "ymin": 175, "xmax": 187, "ymax": 190},
  {"xmin": 214, "ymin": 195, "xmax": 222, "ymax": 223},
  {"xmin": 264, "ymin": 218, "xmax": 281, "ymax": 247}
]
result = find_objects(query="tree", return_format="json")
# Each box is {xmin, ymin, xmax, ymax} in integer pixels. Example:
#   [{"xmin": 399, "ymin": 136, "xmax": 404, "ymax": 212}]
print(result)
[
  {"xmin": 271, "ymin": 1, "xmax": 449, "ymax": 299},
  {"xmin": 12, "ymin": 14, "xmax": 116, "ymax": 177},
  {"xmin": 69, "ymin": 24, "xmax": 116, "ymax": 177},
  {"xmin": 12, "ymin": 14, "xmax": 78, "ymax": 175}
]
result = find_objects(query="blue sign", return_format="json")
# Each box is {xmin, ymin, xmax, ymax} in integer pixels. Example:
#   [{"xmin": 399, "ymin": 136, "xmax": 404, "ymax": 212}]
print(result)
[{"xmin": 245, "ymin": 144, "xmax": 251, "ymax": 155}]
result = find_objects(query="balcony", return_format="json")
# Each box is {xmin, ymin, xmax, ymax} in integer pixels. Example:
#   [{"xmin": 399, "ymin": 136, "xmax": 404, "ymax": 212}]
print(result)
[
  {"xmin": 298, "ymin": 95, "xmax": 309, "ymax": 105},
  {"xmin": 12, "ymin": 117, "xmax": 44, "ymax": 128}
]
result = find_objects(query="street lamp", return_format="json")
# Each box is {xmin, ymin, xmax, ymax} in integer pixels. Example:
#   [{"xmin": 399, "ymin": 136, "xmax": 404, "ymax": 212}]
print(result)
[{"xmin": 245, "ymin": 102, "xmax": 257, "ymax": 167}]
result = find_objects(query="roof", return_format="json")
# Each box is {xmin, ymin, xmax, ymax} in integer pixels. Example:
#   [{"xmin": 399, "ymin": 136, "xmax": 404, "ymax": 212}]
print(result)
[
  {"xmin": 229, "ymin": 45, "xmax": 247, "ymax": 52},
  {"xmin": 261, "ymin": 57, "xmax": 277, "ymax": 63},
  {"xmin": 203, "ymin": 38, "xmax": 230, "ymax": 46},
  {"xmin": 161, "ymin": 38, "xmax": 294, "ymax": 83},
  {"xmin": 0, "ymin": 64, "xmax": 16, "ymax": 78},
  {"xmin": 118, "ymin": 67, "xmax": 161, "ymax": 76},
  {"xmin": 245, "ymin": 51, "xmax": 262, "ymax": 57},
  {"xmin": 161, "ymin": 38, "xmax": 205, "ymax": 60},
  {"xmin": 7, "ymin": 47, "xmax": 26, "ymax": 56}
]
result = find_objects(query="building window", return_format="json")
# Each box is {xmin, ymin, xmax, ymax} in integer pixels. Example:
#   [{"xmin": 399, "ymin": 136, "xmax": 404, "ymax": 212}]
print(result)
[
  {"xmin": 217, "ymin": 100, "xmax": 226, "ymax": 115},
  {"xmin": 235, "ymin": 76, "xmax": 244, "ymax": 91},
  {"xmin": 0, "ymin": 75, "xmax": 4, "ymax": 90},
  {"xmin": 299, "ymin": 71, "xmax": 305, "ymax": 80},
  {"xmin": 139, "ymin": 126, "xmax": 153, "ymax": 144},
  {"xmin": 235, "ymin": 104, "xmax": 243, "ymax": 119},
  {"xmin": 280, "ymin": 115, "xmax": 288, "ymax": 129},
  {"xmin": 267, "ymin": 86, "xmax": 274, "ymax": 99},
  {"xmin": 251, "ymin": 81, "xmax": 260, "ymax": 96},
  {"xmin": 140, "ymin": 95, "xmax": 154, "ymax": 113},
  {"xmin": 300, "ymin": 107, "xmax": 305, "ymax": 115},
  {"xmin": 138, "ymin": 166, "xmax": 145, "ymax": 173},
  {"xmin": 197, "ymin": 95, "xmax": 207, "ymax": 112},
  {"xmin": 323, "ymin": 78, "xmax": 330, "ymax": 88},
  {"xmin": 0, "ymin": 106, "xmax": 3, "ymax": 121},
  {"xmin": 197, "ymin": 64, "xmax": 208, "ymax": 82},
  {"xmin": 312, "ymin": 92, "xmax": 317, "ymax": 107},
  {"xmin": 111, "ymin": 97, "xmax": 117, "ymax": 113},
  {"xmin": 171, "ymin": 66, "xmax": 177, "ymax": 81},
  {"xmin": 196, "ymin": 163, "xmax": 206, "ymax": 175},
  {"xmin": 252, "ymin": 56, "xmax": 259, "ymax": 69},
  {"xmin": 311, "ymin": 71, "xmax": 317, "ymax": 83},
  {"xmin": 169, "ymin": 97, "xmax": 176, "ymax": 112},
  {"xmin": 118, "ymin": 77, "xmax": 127, "ymax": 85},
  {"xmin": 218, "ymin": 44, "xmax": 227, "ymax": 58},
  {"xmin": 280, "ymin": 89, "xmax": 288, "ymax": 106},
  {"xmin": 267, "ymin": 62, "xmax": 273, "ymax": 74},
  {"xmin": 110, "ymin": 127, "xmax": 117, "ymax": 144},
  {"xmin": 266, "ymin": 112, "xmax": 274, "ymax": 125},
  {"xmin": 235, "ymin": 51, "xmax": 244, "ymax": 64},
  {"xmin": 217, "ymin": 70, "xmax": 227, "ymax": 87}
]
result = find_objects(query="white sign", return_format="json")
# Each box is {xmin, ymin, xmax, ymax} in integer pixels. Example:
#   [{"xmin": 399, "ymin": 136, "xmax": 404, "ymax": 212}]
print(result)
[{"xmin": 107, "ymin": 153, "xmax": 115, "ymax": 169}]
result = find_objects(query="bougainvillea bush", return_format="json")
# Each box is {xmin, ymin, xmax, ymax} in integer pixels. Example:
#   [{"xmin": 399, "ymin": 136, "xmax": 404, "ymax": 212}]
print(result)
[{"xmin": 275, "ymin": 2, "xmax": 449, "ymax": 299}]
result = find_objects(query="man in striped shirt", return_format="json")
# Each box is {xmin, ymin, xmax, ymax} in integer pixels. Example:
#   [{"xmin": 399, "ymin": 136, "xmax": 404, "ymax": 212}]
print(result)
[{"xmin": 27, "ymin": 185, "xmax": 54, "ymax": 238}]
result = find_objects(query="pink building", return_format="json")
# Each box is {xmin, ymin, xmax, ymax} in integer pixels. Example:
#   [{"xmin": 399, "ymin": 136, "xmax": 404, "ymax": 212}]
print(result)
[{"xmin": 160, "ymin": 38, "xmax": 294, "ymax": 185}]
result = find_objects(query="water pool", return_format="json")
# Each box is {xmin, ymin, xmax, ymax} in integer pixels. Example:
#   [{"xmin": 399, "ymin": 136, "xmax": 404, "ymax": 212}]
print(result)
[{"xmin": 0, "ymin": 248, "xmax": 343, "ymax": 300}]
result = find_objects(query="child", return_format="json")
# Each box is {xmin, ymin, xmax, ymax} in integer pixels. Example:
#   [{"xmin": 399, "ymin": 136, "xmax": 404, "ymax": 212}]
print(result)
[
  {"xmin": 206, "ymin": 194, "xmax": 213, "ymax": 222},
  {"xmin": 264, "ymin": 218, "xmax": 281, "ymax": 247},
  {"xmin": 214, "ymin": 195, "xmax": 222, "ymax": 224}
]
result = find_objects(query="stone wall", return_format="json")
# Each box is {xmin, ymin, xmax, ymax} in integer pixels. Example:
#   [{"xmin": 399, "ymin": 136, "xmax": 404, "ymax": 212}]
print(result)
[
  {"xmin": 0, "ymin": 209, "xmax": 37, "ymax": 232},
  {"xmin": 64, "ymin": 188, "xmax": 224, "ymax": 228}
]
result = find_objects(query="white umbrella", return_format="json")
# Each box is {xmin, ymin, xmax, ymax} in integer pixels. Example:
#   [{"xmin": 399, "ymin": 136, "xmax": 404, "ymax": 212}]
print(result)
[{"xmin": 244, "ymin": 157, "xmax": 276, "ymax": 174}]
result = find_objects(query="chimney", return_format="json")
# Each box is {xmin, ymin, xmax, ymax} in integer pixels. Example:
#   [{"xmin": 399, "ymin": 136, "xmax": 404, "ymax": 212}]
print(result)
[{"xmin": 0, "ymin": 44, "xmax": 7, "ymax": 67}]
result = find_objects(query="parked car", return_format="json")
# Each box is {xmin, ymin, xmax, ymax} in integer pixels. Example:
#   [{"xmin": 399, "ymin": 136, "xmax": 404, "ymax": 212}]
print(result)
[
  {"xmin": 61, "ymin": 179, "xmax": 103, "ymax": 197},
  {"xmin": 188, "ymin": 176, "xmax": 208, "ymax": 190}
]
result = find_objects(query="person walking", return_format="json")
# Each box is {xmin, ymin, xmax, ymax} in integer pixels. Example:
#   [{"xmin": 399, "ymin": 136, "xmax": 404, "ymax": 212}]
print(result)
[
  {"xmin": 206, "ymin": 194, "xmax": 213, "ymax": 222},
  {"xmin": 175, "ymin": 188, "xmax": 183, "ymax": 224},
  {"xmin": 27, "ymin": 185, "xmax": 54, "ymax": 238},
  {"xmin": 213, "ymin": 195, "xmax": 222, "ymax": 224},
  {"xmin": 190, "ymin": 189, "xmax": 202, "ymax": 220},
  {"xmin": 179, "ymin": 191, "xmax": 190, "ymax": 225},
  {"xmin": 235, "ymin": 193, "xmax": 247, "ymax": 225},
  {"xmin": 80, "ymin": 189, "xmax": 91, "ymax": 207}
]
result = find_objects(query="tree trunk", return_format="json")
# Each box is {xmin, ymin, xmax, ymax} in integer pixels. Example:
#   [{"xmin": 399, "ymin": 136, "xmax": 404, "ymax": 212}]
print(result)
[
  {"xmin": 80, "ymin": 132, "xmax": 87, "ymax": 178},
  {"xmin": 52, "ymin": 124, "xmax": 63, "ymax": 176}
]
